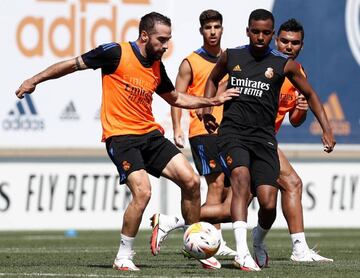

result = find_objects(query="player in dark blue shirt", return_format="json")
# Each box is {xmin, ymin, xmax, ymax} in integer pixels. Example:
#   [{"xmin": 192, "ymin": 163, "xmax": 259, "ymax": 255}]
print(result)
[{"xmin": 202, "ymin": 9, "xmax": 335, "ymax": 271}]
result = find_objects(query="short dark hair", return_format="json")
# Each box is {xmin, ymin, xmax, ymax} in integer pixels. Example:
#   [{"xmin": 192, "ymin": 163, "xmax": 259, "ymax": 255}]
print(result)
[
  {"xmin": 199, "ymin": 9, "xmax": 223, "ymax": 27},
  {"xmin": 248, "ymin": 9, "xmax": 274, "ymax": 28},
  {"xmin": 139, "ymin": 12, "xmax": 171, "ymax": 36},
  {"xmin": 278, "ymin": 18, "xmax": 304, "ymax": 40}
]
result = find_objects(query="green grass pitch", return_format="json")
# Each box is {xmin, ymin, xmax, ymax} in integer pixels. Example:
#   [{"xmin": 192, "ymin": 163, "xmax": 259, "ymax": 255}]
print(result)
[{"xmin": 0, "ymin": 228, "xmax": 359, "ymax": 277}]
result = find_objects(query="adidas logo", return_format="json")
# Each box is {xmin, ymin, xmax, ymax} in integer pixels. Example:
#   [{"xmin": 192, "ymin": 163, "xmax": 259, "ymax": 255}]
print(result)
[
  {"xmin": 233, "ymin": 64, "xmax": 241, "ymax": 71},
  {"xmin": 60, "ymin": 101, "xmax": 80, "ymax": 120},
  {"xmin": 9, "ymin": 94, "xmax": 37, "ymax": 116},
  {"xmin": 310, "ymin": 92, "xmax": 350, "ymax": 136},
  {"xmin": 2, "ymin": 94, "xmax": 45, "ymax": 131}
]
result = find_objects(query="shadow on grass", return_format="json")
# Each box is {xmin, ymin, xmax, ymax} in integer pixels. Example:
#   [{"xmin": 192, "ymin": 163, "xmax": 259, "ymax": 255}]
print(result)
[{"xmin": 87, "ymin": 264, "xmax": 113, "ymax": 269}]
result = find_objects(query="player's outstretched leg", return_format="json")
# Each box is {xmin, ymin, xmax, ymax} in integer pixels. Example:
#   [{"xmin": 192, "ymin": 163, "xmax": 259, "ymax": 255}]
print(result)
[{"xmin": 277, "ymin": 149, "xmax": 333, "ymax": 263}]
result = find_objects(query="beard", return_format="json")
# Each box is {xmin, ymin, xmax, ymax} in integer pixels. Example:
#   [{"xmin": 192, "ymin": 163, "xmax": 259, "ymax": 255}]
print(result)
[{"xmin": 145, "ymin": 42, "xmax": 165, "ymax": 62}]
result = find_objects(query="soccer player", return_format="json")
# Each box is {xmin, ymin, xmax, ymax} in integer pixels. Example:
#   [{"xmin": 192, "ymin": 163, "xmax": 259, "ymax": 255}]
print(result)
[
  {"xmin": 252, "ymin": 18, "xmax": 334, "ymax": 267},
  {"xmin": 150, "ymin": 10, "xmax": 235, "ymax": 269},
  {"xmin": 202, "ymin": 9, "xmax": 335, "ymax": 271},
  {"xmin": 150, "ymin": 16, "xmax": 334, "ymax": 269},
  {"xmin": 15, "ymin": 12, "xmax": 239, "ymax": 272}
]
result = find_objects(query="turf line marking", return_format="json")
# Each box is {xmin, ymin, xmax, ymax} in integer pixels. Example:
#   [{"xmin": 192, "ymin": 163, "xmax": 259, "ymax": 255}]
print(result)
[
  {"xmin": 0, "ymin": 247, "xmax": 179, "ymax": 254},
  {"xmin": 0, "ymin": 273, "xmax": 136, "ymax": 277}
]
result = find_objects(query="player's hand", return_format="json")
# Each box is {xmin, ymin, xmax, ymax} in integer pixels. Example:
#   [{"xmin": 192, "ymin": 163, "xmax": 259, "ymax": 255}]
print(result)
[
  {"xmin": 196, "ymin": 108, "xmax": 203, "ymax": 121},
  {"xmin": 214, "ymin": 87, "xmax": 239, "ymax": 105},
  {"xmin": 295, "ymin": 92, "xmax": 308, "ymax": 111},
  {"xmin": 173, "ymin": 128, "xmax": 185, "ymax": 148},
  {"xmin": 198, "ymin": 107, "xmax": 211, "ymax": 122},
  {"xmin": 203, "ymin": 114, "xmax": 219, "ymax": 134},
  {"xmin": 322, "ymin": 131, "xmax": 336, "ymax": 153},
  {"xmin": 196, "ymin": 107, "xmax": 212, "ymax": 122},
  {"xmin": 15, "ymin": 79, "xmax": 36, "ymax": 99}
]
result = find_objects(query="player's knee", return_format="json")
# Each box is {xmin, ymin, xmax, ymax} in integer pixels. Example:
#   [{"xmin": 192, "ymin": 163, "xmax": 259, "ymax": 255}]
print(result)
[
  {"xmin": 258, "ymin": 193, "xmax": 277, "ymax": 211},
  {"xmin": 133, "ymin": 187, "xmax": 152, "ymax": 209},
  {"xmin": 287, "ymin": 175, "xmax": 303, "ymax": 195},
  {"xmin": 206, "ymin": 173, "xmax": 224, "ymax": 191},
  {"xmin": 261, "ymin": 201, "xmax": 277, "ymax": 212},
  {"xmin": 209, "ymin": 180, "xmax": 223, "ymax": 191},
  {"xmin": 184, "ymin": 173, "xmax": 200, "ymax": 195},
  {"xmin": 231, "ymin": 169, "xmax": 250, "ymax": 194},
  {"xmin": 232, "ymin": 169, "xmax": 250, "ymax": 184},
  {"xmin": 234, "ymin": 183, "xmax": 250, "ymax": 197}
]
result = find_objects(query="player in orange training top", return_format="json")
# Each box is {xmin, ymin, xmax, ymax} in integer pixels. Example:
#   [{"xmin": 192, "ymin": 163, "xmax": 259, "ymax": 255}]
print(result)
[{"xmin": 15, "ymin": 12, "xmax": 239, "ymax": 272}]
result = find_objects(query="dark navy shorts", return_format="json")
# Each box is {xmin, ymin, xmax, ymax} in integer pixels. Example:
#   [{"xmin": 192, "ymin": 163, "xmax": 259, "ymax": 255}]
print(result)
[
  {"xmin": 106, "ymin": 130, "xmax": 181, "ymax": 184},
  {"xmin": 218, "ymin": 136, "xmax": 280, "ymax": 192}
]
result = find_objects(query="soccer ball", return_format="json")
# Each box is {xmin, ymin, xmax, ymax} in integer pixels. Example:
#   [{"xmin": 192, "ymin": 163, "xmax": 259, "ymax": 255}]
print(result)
[{"xmin": 183, "ymin": 222, "xmax": 221, "ymax": 259}]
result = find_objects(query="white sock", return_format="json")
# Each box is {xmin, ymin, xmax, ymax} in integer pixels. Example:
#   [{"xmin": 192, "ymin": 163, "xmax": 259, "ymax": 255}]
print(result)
[
  {"xmin": 116, "ymin": 233, "xmax": 135, "ymax": 259},
  {"xmin": 253, "ymin": 222, "xmax": 269, "ymax": 245},
  {"xmin": 233, "ymin": 221, "xmax": 249, "ymax": 257},
  {"xmin": 290, "ymin": 232, "xmax": 309, "ymax": 254}
]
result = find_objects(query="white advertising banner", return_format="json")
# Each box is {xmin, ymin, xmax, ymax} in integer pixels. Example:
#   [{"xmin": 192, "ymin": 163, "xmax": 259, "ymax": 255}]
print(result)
[
  {"xmin": 0, "ymin": 161, "xmax": 359, "ymax": 230},
  {"xmin": 0, "ymin": 161, "xmax": 161, "ymax": 230},
  {"xmin": 1, "ymin": 0, "xmax": 274, "ymax": 148}
]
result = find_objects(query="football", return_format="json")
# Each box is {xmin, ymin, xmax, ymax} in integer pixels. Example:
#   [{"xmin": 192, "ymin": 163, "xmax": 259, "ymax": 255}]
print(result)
[{"xmin": 183, "ymin": 222, "xmax": 221, "ymax": 259}]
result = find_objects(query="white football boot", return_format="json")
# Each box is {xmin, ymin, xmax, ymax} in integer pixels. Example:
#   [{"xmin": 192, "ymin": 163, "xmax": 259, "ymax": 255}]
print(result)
[
  {"xmin": 233, "ymin": 253, "xmax": 261, "ymax": 271},
  {"xmin": 215, "ymin": 240, "xmax": 237, "ymax": 257},
  {"xmin": 291, "ymin": 248, "xmax": 334, "ymax": 262},
  {"xmin": 113, "ymin": 251, "xmax": 140, "ymax": 271},
  {"xmin": 150, "ymin": 213, "xmax": 179, "ymax": 255}
]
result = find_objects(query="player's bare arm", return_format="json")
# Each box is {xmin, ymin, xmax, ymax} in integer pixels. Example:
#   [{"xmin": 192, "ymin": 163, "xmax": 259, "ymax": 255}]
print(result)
[
  {"xmin": 171, "ymin": 59, "xmax": 192, "ymax": 148},
  {"xmin": 196, "ymin": 81, "xmax": 227, "ymax": 134},
  {"xmin": 204, "ymin": 51, "xmax": 228, "ymax": 101},
  {"xmin": 196, "ymin": 81, "xmax": 227, "ymax": 118},
  {"xmin": 15, "ymin": 56, "xmax": 88, "ymax": 99},
  {"xmin": 285, "ymin": 59, "xmax": 336, "ymax": 152},
  {"xmin": 201, "ymin": 51, "xmax": 228, "ymax": 132},
  {"xmin": 289, "ymin": 93, "xmax": 308, "ymax": 127},
  {"xmin": 162, "ymin": 86, "xmax": 238, "ymax": 110}
]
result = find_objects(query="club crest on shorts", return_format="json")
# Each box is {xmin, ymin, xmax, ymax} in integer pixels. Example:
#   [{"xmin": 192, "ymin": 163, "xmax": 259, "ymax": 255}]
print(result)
[
  {"xmin": 226, "ymin": 155, "xmax": 233, "ymax": 166},
  {"xmin": 122, "ymin": 161, "xmax": 131, "ymax": 171},
  {"xmin": 264, "ymin": 67, "xmax": 274, "ymax": 79},
  {"xmin": 209, "ymin": 160, "xmax": 216, "ymax": 168}
]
